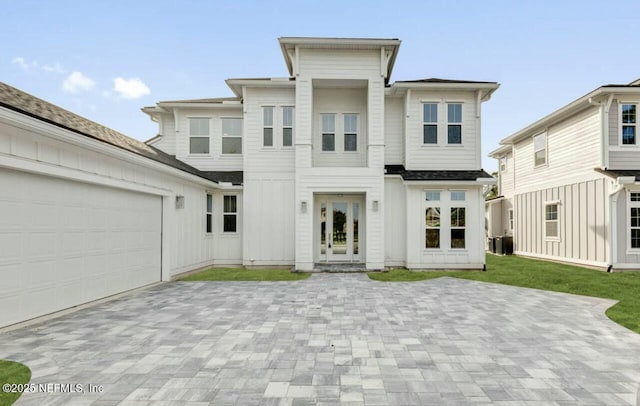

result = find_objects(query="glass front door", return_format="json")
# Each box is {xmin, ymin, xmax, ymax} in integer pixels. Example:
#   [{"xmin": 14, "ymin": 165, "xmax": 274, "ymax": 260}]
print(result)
[{"xmin": 318, "ymin": 196, "xmax": 362, "ymax": 262}]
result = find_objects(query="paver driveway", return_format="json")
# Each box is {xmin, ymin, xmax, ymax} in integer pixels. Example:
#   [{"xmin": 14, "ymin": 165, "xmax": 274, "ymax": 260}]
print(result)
[{"xmin": 2, "ymin": 274, "xmax": 640, "ymax": 405}]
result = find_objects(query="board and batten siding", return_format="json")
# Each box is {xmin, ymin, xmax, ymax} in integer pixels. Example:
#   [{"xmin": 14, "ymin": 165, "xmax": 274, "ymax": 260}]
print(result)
[
  {"xmin": 404, "ymin": 90, "xmax": 479, "ymax": 171},
  {"xmin": 514, "ymin": 178, "xmax": 609, "ymax": 266},
  {"xmin": 384, "ymin": 96, "xmax": 404, "ymax": 165},
  {"xmin": 384, "ymin": 177, "xmax": 406, "ymax": 265},
  {"xmin": 513, "ymin": 106, "xmax": 601, "ymax": 193}
]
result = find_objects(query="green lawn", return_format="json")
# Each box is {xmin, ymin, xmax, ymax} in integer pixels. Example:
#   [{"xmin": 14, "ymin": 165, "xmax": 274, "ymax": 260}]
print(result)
[
  {"xmin": 369, "ymin": 254, "xmax": 640, "ymax": 334},
  {"xmin": 0, "ymin": 360, "xmax": 31, "ymax": 406},
  {"xmin": 178, "ymin": 267, "xmax": 310, "ymax": 281}
]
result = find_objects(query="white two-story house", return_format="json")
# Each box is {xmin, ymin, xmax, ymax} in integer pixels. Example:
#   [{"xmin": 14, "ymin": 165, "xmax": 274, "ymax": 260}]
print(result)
[
  {"xmin": 488, "ymin": 79, "xmax": 640, "ymax": 270},
  {"xmin": 144, "ymin": 37, "xmax": 498, "ymax": 271}
]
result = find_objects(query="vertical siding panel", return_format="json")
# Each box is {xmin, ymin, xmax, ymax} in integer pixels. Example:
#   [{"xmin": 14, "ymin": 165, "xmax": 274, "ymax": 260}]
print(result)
[
  {"xmin": 572, "ymin": 183, "xmax": 580, "ymax": 259},
  {"xmin": 559, "ymin": 185, "xmax": 566, "ymax": 258},
  {"xmin": 579, "ymin": 183, "xmax": 588, "ymax": 260}
]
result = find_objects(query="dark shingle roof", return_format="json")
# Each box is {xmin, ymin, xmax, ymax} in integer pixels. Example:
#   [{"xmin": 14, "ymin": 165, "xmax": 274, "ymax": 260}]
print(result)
[
  {"xmin": 385, "ymin": 165, "xmax": 492, "ymax": 181},
  {"xmin": 598, "ymin": 169, "xmax": 640, "ymax": 181},
  {"xmin": 202, "ymin": 171, "xmax": 243, "ymax": 185},
  {"xmin": 394, "ymin": 78, "xmax": 498, "ymax": 84},
  {"xmin": 0, "ymin": 82, "xmax": 242, "ymax": 185}
]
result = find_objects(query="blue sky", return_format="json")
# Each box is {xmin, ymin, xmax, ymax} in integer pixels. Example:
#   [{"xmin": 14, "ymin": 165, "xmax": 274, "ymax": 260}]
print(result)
[{"xmin": 2, "ymin": 0, "xmax": 639, "ymax": 172}]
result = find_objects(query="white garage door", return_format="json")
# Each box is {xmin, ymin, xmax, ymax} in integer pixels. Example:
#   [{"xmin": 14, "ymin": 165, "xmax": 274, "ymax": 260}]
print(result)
[{"xmin": 0, "ymin": 169, "xmax": 161, "ymax": 327}]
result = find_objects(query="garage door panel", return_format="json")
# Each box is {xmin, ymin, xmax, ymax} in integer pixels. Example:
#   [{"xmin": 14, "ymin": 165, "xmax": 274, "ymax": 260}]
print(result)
[{"xmin": 0, "ymin": 169, "xmax": 161, "ymax": 327}]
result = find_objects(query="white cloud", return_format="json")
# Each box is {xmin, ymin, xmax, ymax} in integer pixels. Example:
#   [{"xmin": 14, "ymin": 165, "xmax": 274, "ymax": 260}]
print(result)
[
  {"xmin": 113, "ymin": 77, "xmax": 150, "ymax": 99},
  {"xmin": 63, "ymin": 71, "xmax": 95, "ymax": 93},
  {"xmin": 11, "ymin": 57, "xmax": 67, "ymax": 74},
  {"xmin": 11, "ymin": 57, "xmax": 37, "ymax": 71},
  {"xmin": 42, "ymin": 63, "xmax": 66, "ymax": 74}
]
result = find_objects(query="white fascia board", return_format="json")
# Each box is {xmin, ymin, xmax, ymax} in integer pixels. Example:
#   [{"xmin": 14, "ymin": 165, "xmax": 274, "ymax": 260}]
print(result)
[
  {"xmin": 157, "ymin": 102, "xmax": 242, "ymax": 109},
  {"xmin": 0, "ymin": 107, "xmax": 221, "ymax": 189},
  {"xmin": 488, "ymin": 144, "xmax": 511, "ymax": 158},
  {"xmin": 403, "ymin": 180, "xmax": 487, "ymax": 187},
  {"xmin": 392, "ymin": 82, "xmax": 499, "ymax": 91},
  {"xmin": 225, "ymin": 78, "xmax": 295, "ymax": 97}
]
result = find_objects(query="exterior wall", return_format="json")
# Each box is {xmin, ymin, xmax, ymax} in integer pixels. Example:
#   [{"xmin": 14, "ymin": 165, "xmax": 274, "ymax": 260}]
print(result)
[
  {"xmin": 609, "ymin": 99, "xmax": 640, "ymax": 169},
  {"xmin": 486, "ymin": 199, "xmax": 503, "ymax": 238},
  {"xmin": 384, "ymin": 177, "xmax": 406, "ymax": 266},
  {"xmin": 513, "ymin": 178, "xmax": 609, "ymax": 267},
  {"xmin": 499, "ymin": 151, "xmax": 515, "ymax": 198},
  {"xmin": 174, "ymin": 107, "xmax": 244, "ymax": 171},
  {"xmin": 150, "ymin": 112, "xmax": 177, "ymax": 155},
  {"xmin": 512, "ymin": 106, "xmax": 601, "ymax": 193},
  {"xmin": 0, "ymin": 109, "xmax": 241, "ymax": 278},
  {"xmin": 615, "ymin": 189, "xmax": 640, "ymax": 266},
  {"xmin": 501, "ymin": 198, "xmax": 514, "ymax": 236},
  {"xmin": 405, "ymin": 90, "xmax": 480, "ymax": 171},
  {"xmin": 384, "ymin": 96, "xmax": 404, "ymax": 165},
  {"xmin": 406, "ymin": 185, "xmax": 485, "ymax": 269},
  {"xmin": 298, "ymin": 48, "xmax": 381, "ymax": 78},
  {"xmin": 312, "ymin": 87, "xmax": 367, "ymax": 167},
  {"xmin": 609, "ymin": 100, "xmax": 618, "ymax": 146}
]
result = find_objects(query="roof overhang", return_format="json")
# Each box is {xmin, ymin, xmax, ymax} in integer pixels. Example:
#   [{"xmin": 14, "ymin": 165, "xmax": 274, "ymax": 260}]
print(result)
[
  {"xmin": 488, "ymin": 144, "xmax": 512, "ymax": 158},
  {"xmin": 390, "ymin": 82, "xmax": 500, "ymax": 101},
  {"xmin": 225, "ymin": 77, "xmax": 296, "ymax": 97},
  {"xmin": 278, "ymin": 37, "xmax": 401, "ymax": 81}
]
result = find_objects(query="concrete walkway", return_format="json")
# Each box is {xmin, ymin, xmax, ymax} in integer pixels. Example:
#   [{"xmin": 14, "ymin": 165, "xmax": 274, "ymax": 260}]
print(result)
[{"xmin": 2, "ymin": 274, "xmax": 640, "ymax": 405}]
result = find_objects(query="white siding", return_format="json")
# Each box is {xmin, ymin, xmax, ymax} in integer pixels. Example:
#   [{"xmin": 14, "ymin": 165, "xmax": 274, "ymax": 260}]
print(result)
[
  {"xmin": 384, "ymin": 96, "xmax": 404, "ymax": 165},
  {"xmin": 404, "ymin": 90, "xmax": 479, "ymax": 170},
  {"xmin": 609, "ymin": 100, "xmax": 618, "ymax": 146},
  {"xmin": 513, "ymin": 178, "xmax": 609, "ymax": 266},
  {"xmin": 610, "ymin": 151, "xmax": 640, "ymax": 170},
  {"xmin": 150, "ymin": 112, "xmax": 177, "ymax": 155},
  {"xmin": 384, "ymin": 177, "xmax": 406, "ymax": 265},
  {"xmin": 312, "ymin": 88, "xmax": 367, "ymax": 167},
  {"xmin": 513, "ymin": 106, "xmax": 601, "ymax": 193},
  {"xmin": 298, "ymin": 48, "xmax": 381, "ymax": 78},
  {"xmin": 499, "ymin": 152, "xmax": 515, "ymax": 198}
]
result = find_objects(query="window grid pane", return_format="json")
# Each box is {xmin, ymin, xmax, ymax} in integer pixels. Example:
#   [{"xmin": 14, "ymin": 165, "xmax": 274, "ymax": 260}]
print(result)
[
  {"xmin": 190, "ymin": 137, "xmax": 209, "ymax": 154},
  {"xmin": 322, "ymin": 114, "xmax": 335, "ymax": 132},
  {"xmin": 631, "ymin": 207, "xmax": 640, "ymax": 228},
  {"xmin": 448, "ymin": 125, "xmax": 462, "ymax": 144},
  {"xmin": 451, "ymin": 229, "xmax": 465, "ymax": 249},
  {"xmin": 189, "ymin": 118, "xmax": 210, "ymax": 136},
  {"xmin": 263, "ymin": 128, "xmax": 273, "ymax": 147},
  {"xmin": 622, "ymin": 126, "xmax": 636, "ymax": 145},
  {"xmin": 425, "ymin": 191, "xmax": 441, "ymax": 201},
  {"xmin": 223, "ymin": 215, "xmax": 237, "ymax": 232},
  {"xmin": 283, "ymin": 107, "xmax": 293, "ymax": 126},
  {"xmin": 344, "ymin": 133, "xmax": 357, "ymax": 151},
  {"xmin": 224, "ymin": 196, "xmax": 237, "ymax": 213},
  {"xmin": 451, "ymin": 191, "xmax": 466, "ymax": 201},
  {"xmin": 622, "ymin": 104, "xmax": 636, "ymax": 124},
  {"xmin": 631, "ymin": 193, "xmax": 640, "ymax": 202},
  {"xmin": 423, "ymin": 103, "xmax": 437, "ymax": 123},
  {"xmin": 632, "ymin": 229, "xmax": 640, "ymax": 249},
  {"xmin": 423, "ymin": 125, "xmax": 437, "ymax": 144},
  {"xmin": 447, "ymin": 103, "xmax": 462, "ymax": 123},
  {"xmin": 222, "ymin": 118, "xmax": 242, "ymax": 136},
  {"xmin": 322, "ymin": 133, "xmax": 335, "ymax": 151},
  {"xmin": 283, "ymin": 128, "xmax": 293, "ymax": 147},
  {"xmin": 263, "ymin": 107, "xmax": 273, "ymax": 126}
]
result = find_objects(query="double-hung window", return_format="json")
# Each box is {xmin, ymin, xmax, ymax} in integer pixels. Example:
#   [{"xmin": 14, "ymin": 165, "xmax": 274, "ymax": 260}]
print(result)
[
  {"xmin": 263, "ymin": 107, "xmax": 274, "ymax": 147},
  {"xmin": 534, "ymin": 132, "xmax": 547, "ymax": 167},
  {"xmin": 500, "ymin": 157, "xmax": 507, "ymax": 173},
  {"xmin": 447, "ymin": 103, "xmax": 462, "ymax": 144},
  {"xmin": 321, "ymin": 114, "xmax": 335, "ymax": 151},
  {"xmin": 622, "ymin": 104, "xmax": 637, "ymax": 145},
  {"xmin": 450, "ymin": 191, "xmax": 466, "ymax": 249},
  {"xmin": 508, "ymin": 209, "xmax": 514, "ymax": 232},
  {"xmin": 630, "ymin": 192, "xmax": 640, "ymax": 250},
  {"xmin": 223, "ymin": 195, "xmax": 237, "ymax": 233},
  {"xmin": 205, "ymin": 193, "xmax": 213, "ymax": 233},
  {"xmin": 344, "ymin": 114, "xmax": 358, "ymax": 151},
  {"xmin": 222, "ymin": 118, "xmax": 242, "ymax": 154},
  {"xmin": 283, "ymin": 106, "xmax": 294, "ymax": 147},
  {"xmin": 189, "ymin": 118, "xmax": 210, "ymax": 154},
  {"xmin": 423, "ymin": 103, "xmax": 438, "ymax": 144},
  {"xmin": 545, "ymin": 202, "xmax": 559, "ymax": 239},
  {"xmin": 425, "ymin": 191, "xmax": 441, "ymax": 249}
]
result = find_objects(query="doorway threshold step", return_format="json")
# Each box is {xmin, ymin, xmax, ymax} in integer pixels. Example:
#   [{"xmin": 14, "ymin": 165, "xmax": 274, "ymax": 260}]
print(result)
[{"xmin": 310, "ymin": 263, "xmax": 368, "ymax": 273}]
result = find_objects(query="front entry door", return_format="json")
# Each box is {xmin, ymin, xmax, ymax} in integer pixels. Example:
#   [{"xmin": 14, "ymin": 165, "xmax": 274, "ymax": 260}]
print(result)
[{"xmin": 319, "ymin": 196, "xmax": 361, "ymax": 262}]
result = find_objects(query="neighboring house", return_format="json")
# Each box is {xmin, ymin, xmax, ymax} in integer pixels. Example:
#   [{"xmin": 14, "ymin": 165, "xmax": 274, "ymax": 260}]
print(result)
[
  {"xmin": 487, "ymin": 79, "xmax": 640, "ymax": 270},
  {"xmin": 143, "ymin": 37, "xmax": 498, "ymax": 272}
]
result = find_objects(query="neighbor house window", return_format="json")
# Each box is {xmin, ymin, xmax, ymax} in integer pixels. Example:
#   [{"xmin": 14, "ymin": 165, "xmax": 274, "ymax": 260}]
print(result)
[
  {"xmin": 223, "ymin": 195, "xmax": 237, "ymax": 233},
  {"xmin": 322, "ymin": 114, "xmax": 335, "ymax": 151},
  {"xmin": 534, "ymin": 133, "xmax": 547, "ymax": 166},
  {"xmin": 189, "ymin": 118, "xmax": 210, "ymax": 154},
  {"xmin": 545, "ymin": 203, "xmax": 559, "ymax": 239},
  {"xmin": 222, "ymin": 118, "xmax": 242, "ymax": 154},
  {"xmin": 500, "ymin": 157, "xmax": 507, "ymax": 172},
  {"xmin": 630, "ymin": 192, "xmax": 640, "ymax": 249},
  {"xmin": 508, "ymin": 209, "xmax": 514, "ymax": 232},
  {"xmin": 423, "ymin": 103, "xmax": 438, "ymax": 144},
  {"xmin": 451, "ymin": 207, "xmax": 466, "ymax": 249},
  {"xmin": 621, "ymin": 104, "xmax": 637, "ymax": 145},
  {"xmin": 263, "ymin": 107, "xmax": 274, "ymax": 147},
  {"xmin": 425, "ymin": 191, "xmax": 441, "ymax": 249},
  {"xmin": 206, "ymin": 193, "xmax": 213, "ymax": 233},
  {"xmin": 344, "ymin": 114, "xmax": 358, "ymax": 151},
  {"xmin": 447, "ymin": 103, "xmax": 462, "ymax": 144},
  {"xmin": 283, "ymin": 106, "xmax": 294, "ymax": 147}
]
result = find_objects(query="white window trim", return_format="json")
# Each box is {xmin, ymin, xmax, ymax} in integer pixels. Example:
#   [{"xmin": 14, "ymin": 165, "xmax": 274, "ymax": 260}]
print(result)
[
  {"xmin": 424, "ymin": 190, "xmax": 442, "ymax": 250},
  {"xmin": 282, "ymin": 106, "xmax": 295, "ymax": 148},
  {"xmin": 223, "ymin": 194, "xmax": 238, "ymax": 234},
  {"xmin": 262, "ymin": 106, "xmax": 275, "ymax": 148},
  {"xmin": 629, "ymin": 191, "xmax": 640, "ymax": 252},
  {"xmin": 422, "ymin": 102, "xmax": 439, "ymax": 145},
  {"xmin": 533, "ymin": 132, "xmax": 548, "ymax": 168},
  {"xmin": 343, "ymin": 113, "xmax": 359, "ymax": 153},
  {"xmin": 619, "ymin": 102, "xmax": 638, "ymax": 147},
  {"xmin": 320, "ymin": 113, "xmax": 337, "ymax": 153},
  {"xmin": 544, "ymin": 200, "xmax": 560, "ymax": 241},
  {"xmin": 205, "ymin": 193, "xmax": 213, "ymax": 235},
  {"xmin": 188, "ymin": 117, "xmax": 211, "ymax": 156},
  {"xmin": 446, "ymin": 102, "xmax": 463, "ymax": 145},
  {"xmin": 500, "ymin": 156, "xmax": 507, "ymax": 173},
  {"xmin": 221, "ymin": 117, "xmax": 243, "ymax": 155},
  {"xmin": 508, "ymin": 208, "xmax": 514, "ymax": 233}
]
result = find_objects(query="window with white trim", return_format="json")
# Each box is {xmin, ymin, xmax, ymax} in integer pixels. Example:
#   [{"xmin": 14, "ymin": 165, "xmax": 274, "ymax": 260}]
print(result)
[
  {"xmin": 545, "ymin": 203, "xmax": 559, "ymax": 239},
  {"xmin": 223, "ymin": 195, "xmax": 237, "ymax": 233},
  {"xmin": 205, "ymin": 193, "xmax": 213, "ymax": 234},
  {"xmin": 534, "ymin": 132, "xmax": 547, "ymax": 167},
  {"xmin": 322, "ymin": 114, "xmax": 335, "ymax": 151},
  {"xmin": 344, "ymin": 114, "xmax": 358, "ymax": 151},
  {"xmin": 500, "ymin": 157, "xmax": 507, "ymax": 172},
  {"xmin": 425, "ymin": 191, "xmax": 441, "ymax": 249},
  {"xmin": 222, "ymin": 118, "xmax": 242, "ymax": 154},
  {"xmin": 508, "ymin": 209, "xmax": 514, "ymax": 232},
  {"xmin": 450, "ymin": 207, "xmax": 466, "ymax": 249},
  {"xmin": 283, "ymin": 106, "xmax": 294, "ymax": 147},
  {"xmin": 189, "ymin": 118, "xmax": 210, "ymax": 154},
  {"xmin": 263, "ymin": 107, "xmax": 274, "ymax": 147},
  {"xmin": 621, "ymin": 104, "xmax": 637, "ymax": 145},
  {"xmin": 630, "ymin": 192, "xmax": 640, "ymax": 249},
  {"xmin": 447, "ymin": 103, "xmax": 462, "ymax": 144},
  {"xmin": 423, "ymin": 103, "xmax": 438, "ymax": 144}
]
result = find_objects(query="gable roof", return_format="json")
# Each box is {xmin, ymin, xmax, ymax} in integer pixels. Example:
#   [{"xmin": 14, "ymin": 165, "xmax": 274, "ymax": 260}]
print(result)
[{"xmin": 0, "ymin": 82, "xmax": 241, "ymax": 185}]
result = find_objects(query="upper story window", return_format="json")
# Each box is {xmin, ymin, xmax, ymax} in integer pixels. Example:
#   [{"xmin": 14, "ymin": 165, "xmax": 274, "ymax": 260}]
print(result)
[
  {"xmin": 447, "ymin": 103, "xmax": 462, "ymax": 144},
  {"xmin": 263, "ymin": 107, "xmax": 274, "ymax": 147},
  {"xmin": 223, "ymin": 195, "xmax": 237, "ymax": 233},
  {"xmin": 344, "ymin": 114, "xmax": 358, "ymax": 152},
  {"xmin": 500, "ymin": 157, "xmax": 507, "ymax": 172},
  {"xmin": 222, "ymin": 118, "xmax": 242, "ymax": 154},
  {"xmin": 534, "ymin": 132, "xmax": 547, "ymax": 167},
  {"xmin": 621, "ymin": 104, "xmax": 637, "ymax": 145},
  {"xmin": 189, "ymin": 118, "xmax": 210, "ymax": 154},
  {"xmin": 422, "ymin": 103, "xmax": 438, "ymax": 144},
  {"xmin": 545, "ymin": 202, "xmax": 559, "ymax": 239},
  {"xmin": 630, "ymin": 192, "xmax": 640, "ymax": 250},
  {"xmin": 321, "ymin": 114, "xmax": 335, "ymax": 151},
  {"xmin": 283, "ymin": 106, "xmax": 294, "ymax": 147}
]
